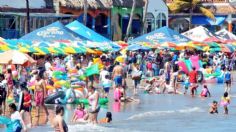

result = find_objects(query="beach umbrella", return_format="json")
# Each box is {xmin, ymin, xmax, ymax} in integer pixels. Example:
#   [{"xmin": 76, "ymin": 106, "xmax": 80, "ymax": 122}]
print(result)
[
  {"xmin": 204, "ymin": 37, "xmax": 222, "ymax": 43},
  {"xmin": 19, "ymin": 47, "xmax": 31, "ymax": 53},
  {"xmin": 0, "ymin": 50, "xmax": 36, "ymax": 65},
  {"xmin": 33, "ymin": 47, "xmax": 50, "ymax": 55},
  {"xmin": 48, "ymin": 47, "xmax": 65, "ymax": 55},
  {"xmin": 160, "ymin": 42, "xmax": 177, "ymax": 48},
  {"xmin": 115, "ymin": 56, "xmax": 125, "ymax": 63}
]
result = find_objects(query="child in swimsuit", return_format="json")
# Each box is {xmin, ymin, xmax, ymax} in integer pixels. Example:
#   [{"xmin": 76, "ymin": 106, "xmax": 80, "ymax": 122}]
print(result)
[
  {"xmin": 200, "ymin": 85, "xmax": 211, "ymax": 97},
  {"xmin": 71, "ymin": 103, "xmax": 86, "ymax": 122},
  {"xmin": 209, "ymin": 100, "xmax": 218, "ymax": 114},
  {"xmin": 183, "ymin": 74, "xmax": 190, "ymax": 95},
  {"xmin": 220, "ymin": 92, "xmax": 230, "ymax": 114},
  {"xmin": 99, "ymin": 112, "xmax": 112, "ymax": 123}
]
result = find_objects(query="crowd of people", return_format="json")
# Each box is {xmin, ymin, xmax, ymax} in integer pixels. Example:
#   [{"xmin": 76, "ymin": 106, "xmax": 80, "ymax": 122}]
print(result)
[{"xmin": 0, "ymin": 48, "xmax": 234, "ymax": 131}]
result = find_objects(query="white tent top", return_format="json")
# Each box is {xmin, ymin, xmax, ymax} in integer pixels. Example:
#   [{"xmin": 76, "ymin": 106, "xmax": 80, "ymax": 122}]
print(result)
[
  {"xmin": 215, "ymin": 29, "xmax": 236, "ymax": 41},
  {"xmin": 182, "ymin": 26, "xmax": 216, "ymax": 42}
]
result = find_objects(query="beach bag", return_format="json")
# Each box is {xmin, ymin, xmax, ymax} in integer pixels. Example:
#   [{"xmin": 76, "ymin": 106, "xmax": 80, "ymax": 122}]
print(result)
[{"xmin": 131, "ymin": 71, "xmax": 142, "ymax": 80}]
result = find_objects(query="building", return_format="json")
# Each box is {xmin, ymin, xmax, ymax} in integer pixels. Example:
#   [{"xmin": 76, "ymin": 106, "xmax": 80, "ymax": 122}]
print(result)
[
  {"xmin": 144, "ymin": 0, "xmax": 168, "ymax": 33},
  {"xmin": 166, "ymin": 0, "xmax": 236, "ymax": 34},
  {"xmin": 58, "ymin": 0, "xmax": 144, "ymax": 41},
  {"xmin": 0, "ymin": 0, "xmax": 75, "ymax": 39}
]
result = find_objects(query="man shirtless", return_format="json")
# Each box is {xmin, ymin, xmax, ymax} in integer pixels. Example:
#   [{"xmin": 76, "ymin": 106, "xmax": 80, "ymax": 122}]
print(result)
[
  {"xmin": 112, "ymin": 62, "xmax": 124, "ymax": 87},
  {"xmin": 34, "ymin": 73, "xmax": 49, "ymax": 122}
]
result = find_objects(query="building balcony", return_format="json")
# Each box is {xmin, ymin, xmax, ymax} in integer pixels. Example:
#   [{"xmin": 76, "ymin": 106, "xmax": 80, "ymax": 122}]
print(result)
[{"xmin": 166, "ymin": 0, "xmax": 229, "ymax": 3}]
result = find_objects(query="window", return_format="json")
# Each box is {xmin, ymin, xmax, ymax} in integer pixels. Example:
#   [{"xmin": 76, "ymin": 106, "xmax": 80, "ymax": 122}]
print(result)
[
  {"xmin": 156, "ymin": 13, "xmax": 166, "ymax": 29},
  {"xmin": 145, "ymin": 13, "xmax": 155, "ymax": 33}
]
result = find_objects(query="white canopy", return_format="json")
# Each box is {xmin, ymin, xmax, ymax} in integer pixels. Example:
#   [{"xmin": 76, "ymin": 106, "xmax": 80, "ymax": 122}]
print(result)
[
  {"xmin": 182, "ymin": 26, "xmax": 216, "ymax": 42},
  {"xmin": 215, "ymin": 29, "xmax": 236, "ymax": 41}
]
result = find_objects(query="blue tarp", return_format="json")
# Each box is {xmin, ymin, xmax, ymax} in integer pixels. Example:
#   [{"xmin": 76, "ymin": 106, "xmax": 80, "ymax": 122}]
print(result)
[
  {"xmin": 192, "ymin": 16, "xmax": 226, "ymax": 26},
  {"xmin": 66, "ymin": 21, "xmax": 120, "ymax": 51},
  {"xmin": 21, "ymin": 21, "xmax": 87, "ymax": 42},
  {"xmin": 131, "ymin": 26, "xmax": 190, "ymax": 44}
]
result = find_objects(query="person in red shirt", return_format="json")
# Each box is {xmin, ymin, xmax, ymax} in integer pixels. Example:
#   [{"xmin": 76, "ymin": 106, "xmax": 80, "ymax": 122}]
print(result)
[
  {"xmin": 20, "ymin": 87, "xmax": 32, "ymax": 128},
  {"xmin": 188, "ymin": 67, "xmax": 198, "ymax": 97}
]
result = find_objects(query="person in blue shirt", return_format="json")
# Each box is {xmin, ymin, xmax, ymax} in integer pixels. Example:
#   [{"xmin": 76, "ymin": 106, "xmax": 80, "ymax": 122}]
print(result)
[{"xmin": 224, "ymin": 68, "xmax": 232, "ymax": 93}]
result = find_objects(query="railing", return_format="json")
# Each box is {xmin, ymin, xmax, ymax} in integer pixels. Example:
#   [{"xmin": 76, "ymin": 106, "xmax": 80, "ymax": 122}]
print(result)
[{"xmin": 166, "ymin": 0, "xmax": 229, "ymax": 3}]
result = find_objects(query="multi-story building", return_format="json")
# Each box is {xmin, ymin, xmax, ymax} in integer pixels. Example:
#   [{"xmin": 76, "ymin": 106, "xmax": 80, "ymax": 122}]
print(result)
[
  {"xmin": 166, "ymin": 0, "xmax": 236, "ymax": 34},
  {"xmin": 144, "ymin": 0, "xmax": 168, "ymax": 33}
]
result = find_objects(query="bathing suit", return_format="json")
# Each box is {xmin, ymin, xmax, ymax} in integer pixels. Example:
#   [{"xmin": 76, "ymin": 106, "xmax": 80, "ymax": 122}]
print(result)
[
  {"xmin": 88, "ymin": 91, "xmax": 100, "ymax": 113},
  {"xmin": 220, "ymin": 97, "xmax": 230, "ymax": 107},
  {"xmin": 75, "ymin": 109, "xmax": 85, "ymax": 119},
  {"xmin": 35, "ymin": 91, "xmax": 44, "ymax": 106},
  {"xmin": 114, "ymin": 76, "xmax": 122, "ymax": 86}
]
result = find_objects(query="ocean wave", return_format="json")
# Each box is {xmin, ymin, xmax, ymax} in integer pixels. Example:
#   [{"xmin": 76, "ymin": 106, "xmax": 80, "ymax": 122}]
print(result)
[
  {"xmin": 127, "ymin": 107, "xmax": 203, "ymax": 120},
  {"xmin": 68, "ymin": 123, "xmax": 139, "ymax": 132}
]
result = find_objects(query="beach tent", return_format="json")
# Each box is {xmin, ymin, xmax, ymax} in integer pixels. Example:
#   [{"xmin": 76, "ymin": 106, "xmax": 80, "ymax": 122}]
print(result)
[
  {"xmin": 21, "ymin": 21, "xmax": 87, "ymax": 42},
  {"xmin": 66, "ymin": 21, "xmax": 120, "ymax": 51},
  {"xmin": 130, "ymin": 26, "xmax": 190, "ymax": 44},
  {"xmin": 216, "ymin": 29, "xmax": 236, "ymax": 41},
  {"xmin": 182, "ymin": 26, "xmax": 217, "ymax": 42}
]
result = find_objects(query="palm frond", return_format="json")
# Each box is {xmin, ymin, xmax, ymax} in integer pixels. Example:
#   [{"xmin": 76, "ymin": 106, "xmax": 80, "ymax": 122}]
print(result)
[
  {"xmin": 199, "ymin": 7, "xmax": 215, "ymax": 21},
  {"xmin": 168, "ymin": 1, "xmax": 191, "ymax": 13}
]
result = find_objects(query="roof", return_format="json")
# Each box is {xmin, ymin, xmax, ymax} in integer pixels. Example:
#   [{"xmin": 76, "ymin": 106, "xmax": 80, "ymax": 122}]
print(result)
[
  {"xmin": 59, "ymin": 0, "xmax": 144, "ymax": 9},
  {"xmin": 0, "ymin": 12, "xmax": 76, "ymax": 18}
]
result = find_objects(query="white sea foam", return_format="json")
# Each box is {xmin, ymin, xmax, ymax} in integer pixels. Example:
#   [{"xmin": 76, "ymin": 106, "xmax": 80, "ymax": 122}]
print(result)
[{"xmin": 127, "ymin": 107, "xmax": 203, "ymax": 120}]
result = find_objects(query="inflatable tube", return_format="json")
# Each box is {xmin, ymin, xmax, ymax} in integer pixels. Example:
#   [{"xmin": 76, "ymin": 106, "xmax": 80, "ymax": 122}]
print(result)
[
  {"xmin": 197, "ymin": 71, "xmax": 204, "ymax": 83},
  {"xmin": 0, "ymin": 116, "xmax": 13, "ymax": 132},
  {"xmin": 190, "ymin": 56, "xmax": 200, "ymax": 70},
  {"xmin": 59, "ymin": 88, "xmax": 75, "ymax": 104},
  {"xmin": 74, "ymin": 90, "xmax": 84, "ymax": 98},
  {"xmin": 204, "ymin": 78, "xmax": 217, "ymax": 83},
  {"xmin": 199, "ymin": 60, "xmax": 203, "ymax": 68},
  {"xmin": 114, "ymin": 89, "xmax": 122, "ymax": 101},
  {"xmin": 184, "ymin": 59, "xmax": 192, "ymax": 71},
  {"xmin": 178, "ymin": 61, "xmax": 188, "ymax": 74},
  {"xmin": 74, "ymin": 98, "xmax": 108, "ymax": 105},
  {"xmin": 45, "ymin": 91, "xmax": 65, "ymax": 104}
]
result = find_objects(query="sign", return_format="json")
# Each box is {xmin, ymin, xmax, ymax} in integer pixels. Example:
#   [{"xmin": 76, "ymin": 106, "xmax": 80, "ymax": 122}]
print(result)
[{"xmin": 37, "ymin": 27, "xmax": 64, "ymax": 38}]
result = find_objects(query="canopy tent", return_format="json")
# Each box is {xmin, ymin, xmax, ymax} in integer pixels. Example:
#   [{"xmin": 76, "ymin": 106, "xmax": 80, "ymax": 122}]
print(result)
[
  {"xmin": 216, "ymin": 29, "xmax": 236, "ymax": 41},
  {"xmin": 127, "ymin": 44, "xmax": 150, "ymax": 51},
  {"xmin": 20, "ymin": 21, "xmax": 87, "ymax": 42},
  {"xmin": 66, "ymin": 21, "xmax": 120, "ymax": 51},
  {"xmin": 130, "ymin": 26, "xmax": 190, "ymax": 44},
  {"xmin": 182, "ymin": 26, "xmax": 217, "ymax": 42}
]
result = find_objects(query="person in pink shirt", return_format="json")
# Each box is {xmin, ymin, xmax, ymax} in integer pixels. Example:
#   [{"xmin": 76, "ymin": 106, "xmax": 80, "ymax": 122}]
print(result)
[{"xmin": 71, "ymin": 103, "xmax": 86, "ymax": 122}]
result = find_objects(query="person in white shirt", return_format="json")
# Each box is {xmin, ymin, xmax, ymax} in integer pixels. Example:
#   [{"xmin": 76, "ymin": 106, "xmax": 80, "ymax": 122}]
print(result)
[
  {"xmin": 9, "ymin": 103, "xmax": 26, "ymax": 132},
  {"xmin": 99, "ymin": 67, "xmax": 109, "ymax": 83},
  {"xmin": 45, "ymin": 61, "xmax": 52, "ymax": 71}
]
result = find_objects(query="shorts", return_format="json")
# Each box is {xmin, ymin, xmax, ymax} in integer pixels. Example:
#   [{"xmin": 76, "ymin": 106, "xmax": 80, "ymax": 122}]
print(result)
[
  {"xmin": 225, "ymin": 80, "xmax": 231, "ymax": 85},
  {"xmin": 88, "ymin": 106, "xmax": 100, "ymax": 113},
  {"xmin": 103, "ymin": 87, "xmax": 110, "ymax": 93},
  {"xmin": 35, "ymin": 91, "xmax": 44, "ymax": 106},
  {"xmin": 185, "ymin": 86, "xmax": 189, "ymax": 90},
  {"xmin": 114, "ymin": 76, "xmax": 122, "ymax": 86},
  {"xmin": 21, "ymin": 106, "xmax": 31, "ymax": 112}
]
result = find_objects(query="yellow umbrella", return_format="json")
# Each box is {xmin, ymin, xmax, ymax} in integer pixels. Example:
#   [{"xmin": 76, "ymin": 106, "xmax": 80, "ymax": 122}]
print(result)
[{"xmin": 115, "ymin": 56, "xmax": 125, "ymax": 63}]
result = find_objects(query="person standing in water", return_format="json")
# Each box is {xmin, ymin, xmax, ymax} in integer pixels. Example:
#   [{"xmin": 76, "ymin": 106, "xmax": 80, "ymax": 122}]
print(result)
[
  {"xmin": 87, "ymin": 86, "xmax": 100, "ymax": 124},
  {"xmin": 189, "ymin": 67, "xmax": 198, "ymax": 97},
  {"xmin": 224, "ymin": 68, "xmax": 232, "ymax": 93},
  {"xmin": 52, "ymin": 105, "xmax": 68, "ymax": 132},
  {"xmin": 34, "ymin": 73, "xmax": 49, "ymax": 121},
  {"xmin": 112, "ymin": 62, "xmax": 124, "ymax": 87},
  {"xmin": 221, "ymin": 92, "xmax": 230, "ymax": 114}
]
